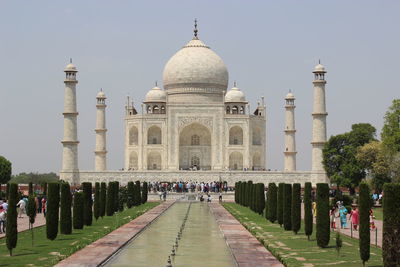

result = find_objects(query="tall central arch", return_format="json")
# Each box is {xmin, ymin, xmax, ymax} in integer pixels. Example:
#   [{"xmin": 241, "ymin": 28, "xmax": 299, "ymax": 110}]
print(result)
[{"xmin": 179, "ymin": 123, "xmax": 211, "ymax": 170}]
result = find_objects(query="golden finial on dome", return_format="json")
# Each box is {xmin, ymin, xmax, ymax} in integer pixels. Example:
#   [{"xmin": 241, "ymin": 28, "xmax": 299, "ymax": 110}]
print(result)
[{"xmin": 193, "ymin": 19, "xmax": 198, "ymax": 39}]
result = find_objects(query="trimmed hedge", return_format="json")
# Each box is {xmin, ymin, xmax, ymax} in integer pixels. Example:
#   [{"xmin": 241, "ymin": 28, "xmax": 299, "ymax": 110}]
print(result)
[
  {"xmin": 267, "ymin": 183, "xmax": 277, "ymax": 223},
  {"xmin": 106, "ymin": 182, "xmax": 114, "ymax": 216},
  {"xmin": 316, "ymin": 183, "xmax": 330, "ymax": 248},
  {"xmin": 283, "ymin": 183, "xmax": 292, "ymax": 230},
  {"xmin": 291, "ymin": 183, "xmax": 301, "ymax": 234},
  {"xmin": 6, "ymin": 183, "xmax": 18, "ymax": 256},
  {"xmin": 141, "ymin": 181, "xmax": 148, "ymax": 204},
  {"xmin": 382, "ymin": 183, "xmax": 400, "ymax": 267},
  {"xmin": 82, "ymin": 182, "xmax": 93, "ymax": 226},
  {"xmin": 277, "ymin": 183, "xmax": 285, "ymax": 226},
  {"xmin": 100, "ymin": 182, "xmax": 106, "ymax": 217},
  {"xmin": 247, "ymin": 181, "xmax": 253, "ymax": 208},
  {"xmin": 73, "ymin": 191, "xmax": 84, "ymax": 229},
  {"xmin": 304, "ymin": 182, "xmax": 313, "ymax": 240},
  {"xmin": 114, "ymin": 181, "xmax": 120, "ymax": 212},
  {"xmin": 127, "ymin": 181, "xmax": 134, "ymax": 208},
  {"xmin": 358, "ymin": 182, "xmax": 370, "ymax": 265},
  {"xmin": 46, "ymin": 183, "xmax": 60, "ymax": 240},
  {"xmin": 60, "ymin": 182, "xmax": 72, "ymax": 235},
  {"xmin": 94, "ymin": 182, "xmax": 100, "ymax": 220},
  {"xmin": 28, "ymin": 182, "xmax": 33, "ymax": 195},
  {"xmin": 134, "ymin": 181, "xmax": 141, "ymax": 206}
]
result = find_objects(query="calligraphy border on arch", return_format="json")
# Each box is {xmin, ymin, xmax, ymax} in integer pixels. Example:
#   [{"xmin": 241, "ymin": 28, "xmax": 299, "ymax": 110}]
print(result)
[{"xmin": 178, "ymin": 116, "xmax": 213, "ymax": 131}]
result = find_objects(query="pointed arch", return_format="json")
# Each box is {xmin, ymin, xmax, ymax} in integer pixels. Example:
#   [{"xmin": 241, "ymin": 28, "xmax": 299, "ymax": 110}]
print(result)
[
  {"xmin": 229, "ymin": 126, "xmax": 243, "ymax": 145},
  {"xmin": 147, "ymin": 151, "xmax": 161, "ymax": 170},
  {"xmin": 229, "ymin": 152, "xmax": 243, "ymax": 170},
  {"xmin": 129, "ymin": 151, "xmax": 138, "ymax": 170},
  {"xmin": 129, "ymin": 126, "xmax": 138, "ymax": 145},
  {"xmin": 147, "ymin": 125, "xmax": 162, "ymax": 144}
]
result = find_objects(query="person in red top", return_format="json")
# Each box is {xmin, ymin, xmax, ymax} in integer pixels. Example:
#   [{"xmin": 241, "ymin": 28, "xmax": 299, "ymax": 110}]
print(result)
[
  {"xmin": 349, "ymin": 205, "xmax": 359, "ymax": 231},
  {"xmin": 41, "ymin": 197, "xmax": 47, "ymax": 216}
]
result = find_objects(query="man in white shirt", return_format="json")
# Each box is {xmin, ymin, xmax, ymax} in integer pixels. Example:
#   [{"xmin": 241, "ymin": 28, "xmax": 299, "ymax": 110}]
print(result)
[{"xmin": 17, "ymin": 197, "xmax": 26, "ymax": 218}]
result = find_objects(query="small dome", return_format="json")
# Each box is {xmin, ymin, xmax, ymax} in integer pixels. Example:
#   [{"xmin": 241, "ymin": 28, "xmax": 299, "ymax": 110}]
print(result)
[
  {"xmin": 285, "ymin": 92, "xmax": 295, "ymax": 99},
  {"xmin": 225, "ymin": 86, "xmax": 246, "ymax": 102},
  {"xmin": 97, "ymin": 90, "xmax": 106, "ymax": 98},
  {"xmin": 313, "ymin": 63, "xmax": 326, "ymax": 73},
  {"xmin": 64, "ymin": 63, "xmax": 77, "ymax": 72},
  {"xmin": 145, "ymin": 86, "xmax": 166, "ymax": 102}
]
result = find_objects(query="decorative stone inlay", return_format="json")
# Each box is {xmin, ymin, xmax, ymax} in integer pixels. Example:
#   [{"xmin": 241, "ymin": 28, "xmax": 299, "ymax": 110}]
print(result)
[{"xmin": 178, "ymin": 116, "xmax": 213, "ymax": 130}]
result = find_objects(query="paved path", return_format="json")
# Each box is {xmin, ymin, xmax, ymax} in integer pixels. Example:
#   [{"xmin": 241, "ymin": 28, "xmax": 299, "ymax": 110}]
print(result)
[
  {"xmin": 210, "ymin": 202, "xmax": 284, "ymax": 267},
  {"xmin": 54, "ymin": 201, "xmax": 175, "ymax": 267},
  {"xmin": 0, "ymin": 212, "xmax": 46, "ymax": 238},
  {"xmin": 301, "ymin": 204, "xmax": 382, "ymax": 247}
]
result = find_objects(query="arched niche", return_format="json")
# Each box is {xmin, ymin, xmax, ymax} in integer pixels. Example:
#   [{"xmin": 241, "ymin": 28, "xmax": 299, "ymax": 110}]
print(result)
[
  {"xmin": 229, "ymin": 126, "xmax": 243, "ymax": 145},
  {"xmin": 129, "ymin": 126, "xmax": 138, "ymax": 145},
  {"xmin": 229, "ymin": 152, "xmax": 243, "ymax": 170},
  {"xmin": 129, "ymin": 151, "xmax": 138, "ymax": 170},
  {"xmin": 147, "ymin": 125, "xmax": 162, "ymax": 145},
  {"xmin": 147, "ymin": 151, "xmax": 161, "ymax": 170}
]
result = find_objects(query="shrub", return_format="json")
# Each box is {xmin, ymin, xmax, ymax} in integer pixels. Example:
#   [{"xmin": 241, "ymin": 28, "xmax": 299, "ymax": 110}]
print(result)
[
  {"xmin": 94, "ymin": 182, "xmax": 100, "ymax": 220},
  {"xmin": 141, "ymin": 182, "xmax": 148, "ymax": 204},
  {"xmin": 28, "ymin": 182, "xmax": 33, "ymax": 195},
  {"xmin": 46, "ymin": 183, "xmax": 60, "ymax": 240},
  {"xmin": 283, "ymin": 183, "xmax": 292, "ymax": 230},
  {"xmin": 73, "ymin": 192, "xmax": 84, "ymax": 229},
  {"xmin": 277, "ymin": 183, "xmax": 285, "ymax": 226},
  {"xmin": 100, "ymin": 182, "xmax": 106, "ymax": 217},
  {"xmin": 304, "ymin": 182, "xmax": 313, "ymax": 240},
  {"xmin": 114, "ymin": 181, "xmax": 120, "ymax": 212},
  {"xmin": 291, "ymin": 183, "xmax": 301, "ymax": 234},
  {"xmin": 316, "ymin": 183, "xmax": 330, "ymax": 248},
  {"xmin": 134, "ymin": 181, "xmax": 141, "ymax": 206},
  {"xmin": 127, "ymin": 181, "xmax": 134, "ymax": 208},
  {"xmin": 106, "ymin": 182, "xmax": 114, "ymax": 216},
  {"xmin": 336, "ymin": 232, "xmax": 343, "ymax": 256},
  {"xmin": 82, "ymin": 182, "xmax": 93, "ymax": 226},
  {"xmin": 247, "ymin": 181, "xmax": 253, "ymax": 208},
  {"xmin": 382, "ymin": 183, "xmax": 400, "ymax": 267},
  {"xmin": 267, "ymin": 183, "xmax": 277, "ymax": 223},
  {"xmin": 60, "ymin": 182, "xmax": 72, "ymax": 235},
  {"xmin": 234, "ymin": 182, "xmax": 239, "ymax": 203},
  {"xmin": 242, "ymin": 182, "xmax": 247, "ymax": 206},
  {"xmin": 27, "ymin": 194, "xmax": 36, "ymax": 246},
  {"xmin": 6, "ymin": 183, "xmax": 18, "ymax": 256},
  {"xmin": 358, "ymin": 182, "xmax": 370, "ymax": 266}
]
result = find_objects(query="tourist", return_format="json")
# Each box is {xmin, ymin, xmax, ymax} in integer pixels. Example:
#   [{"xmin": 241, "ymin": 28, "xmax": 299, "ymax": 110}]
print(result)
[
  {"xmin": 200, "ymin": 194, "xmax": 204, "ymax": 202},
  {"xmin": 369, "ymin": 209, "xmax": 376, "ymax": 231},
  {"xmin": 207, "ymin": 194, "xmax": 212, "ymax": 202},
  {"xmin": 349, "ymin": 205, "xmax": 359, "ymax": 231},
  {"xmin": 0, "ymin": 206, "xmax": 6, "ymax": 234},
  {"xmin": 37, "ymin": 195, "xmax": 42, "ymax": 213},
  {"xmin": 1, "ymin": 200, "xmax": 7, "ymax": 211},
  {"xmin": 42, "ymin": 197, "xmax": 47, "ymax": 216},
  {"xmin": 338, "ymin": 203, "xmax": 348, "ymax": 229},
  {"xmin": 312, "ymin": 201, "xmax": 317, "ymax": 217},
  {"xmin": 219, "ymin": 192, "xmax": 222, "ymax": 202},
  {"xmin": 330, "ymin": 206, "xmax": 337, "ymax": 229},
  {"xmin": 163, "ymin": 191, "xmax": 167, "ymax": 201},
  {"xmin": 17, "ymin": 197, "xmax": 26, "ymax": 218}
]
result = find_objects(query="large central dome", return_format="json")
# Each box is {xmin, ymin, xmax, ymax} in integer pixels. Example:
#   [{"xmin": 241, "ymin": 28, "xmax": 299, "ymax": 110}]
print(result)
[{"xmin": 162, "ymin": 37, "xmax": 229, "ymax": 103}]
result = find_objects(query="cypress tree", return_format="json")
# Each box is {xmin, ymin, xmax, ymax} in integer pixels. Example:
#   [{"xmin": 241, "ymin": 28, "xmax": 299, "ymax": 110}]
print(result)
[
  {"xmin": 258, "ymin": 183, "xmax": 265, "ymax": 215},
  {"xmin": 114, "ymin": 181, "xmax": 120, "ymax": 212},
  {"xmin": 6, "ymin": 183, "xmax": 18, "ymax": 256},
  {"xmin": 234, "ymin": 182, "xmax": 238, "ymax": 203},
  {"xmin": 73, "ymin": 192, "xmax": 84, "ymax": 229},
  {"xmin": 304, "ymin": 182, "xmax": 313, "ymax": 240},
  {"xmin": 359, "ymin": 182, "xmax": 370, "ymax": 266},
  {"xmin": 291, "ymin": 183, "xmax": 301, "ymax": 234},
  {"xmin": 106, "ymin": 182, "xmax": 114, "ymax": 216},
  {"xmin": 100, "ymin": 182, "xmax": 106, "ymax": 217},
  {"xmin": 141, "ymin": 181, "xmax": 148, "ymax": 204},
  {"xmin": 43, "ymin": 183, "xmax": 47, "ymax": 196},
  {"xmin": 27, "ymin": 194, "xmax": 36, "ymax": 246},
  {"xmin": 94, "ymin": 182, "xmax": 100, "ymax": 221},
  {"xmin": 277, "ymin": 183, "xmax": 284, "ymax": 226},
  {"xmin": 82, "ymin": 182, "xmax": 93, "ymax": 226},
  {"xmin": 267, "ymin": 183, "xmax": 277, "ymax": 223},
  {"xmin": 382, "ymin": 183, "xmax": 400, "ymax": 267},
  {"xmin": 28, "ymin": 182, "xmax": 33, "ymax": 195},
  {"xmin": 283, "ymin": 183, "xmax": 292, "ymax": 230},
  {"xmin": 316, "ymin": 183, "xmax": 330, "ymax": 248},
  {"xmin": 134, "ymin": 181, "xmax": 141, "ymax": 206},
  {"xmin": 6, "ymin": 182, "xmax": 10, "ymax": 201},
  {"xmin": 241, "ymin": 182, "xmax": 246, "ymax": 206},
  {"xmin": 60, "ymin": 182, "xmax": 72, "ymax": 235},
  {"xmin": 46, "ymin": 183, "xmax": 60, "ymax": 240},
  {"xmin": 127, "ymin": 181, "xmax": 134, "ymax": 208}
]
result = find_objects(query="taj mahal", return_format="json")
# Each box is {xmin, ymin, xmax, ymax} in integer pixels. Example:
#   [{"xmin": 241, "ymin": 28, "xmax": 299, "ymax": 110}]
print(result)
[{"xmin": 60, "ymin": 23, "xmax": 329, "ymax": 186}]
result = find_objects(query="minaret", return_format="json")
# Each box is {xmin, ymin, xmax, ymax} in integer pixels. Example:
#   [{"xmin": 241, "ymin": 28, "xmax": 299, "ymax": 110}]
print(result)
[
  {"xmin": 61, "ymin": 60, "xmax": 79, "ymax": 184},
  {"xmin": 95, "ymin": 89, "xmax": 107, "ymax": 171},
  {"xmin": 311, "ymin": 62, "xmax": 328, "ymax": 172},
  {"xmin": 284, "ymin": 91, "xmax": 297, "ymax": 171}
]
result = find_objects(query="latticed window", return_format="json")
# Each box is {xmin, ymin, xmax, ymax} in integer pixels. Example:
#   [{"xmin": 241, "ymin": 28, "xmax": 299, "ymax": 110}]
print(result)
[{"xmin": 191, "ymin": 135, "xmax": 200, "ymax": 145}]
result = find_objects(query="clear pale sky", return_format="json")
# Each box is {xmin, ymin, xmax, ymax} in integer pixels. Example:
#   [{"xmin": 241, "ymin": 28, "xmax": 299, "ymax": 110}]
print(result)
[{"xmin": 1, "ymin": 1, "xmax": 399, "ymax": 174}]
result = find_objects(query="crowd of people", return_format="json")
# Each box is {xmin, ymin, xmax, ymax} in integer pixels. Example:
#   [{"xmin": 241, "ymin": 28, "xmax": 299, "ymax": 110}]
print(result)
[{"xmin": 148, "ymin": 181, "xmax": 231, "ymax": 193}]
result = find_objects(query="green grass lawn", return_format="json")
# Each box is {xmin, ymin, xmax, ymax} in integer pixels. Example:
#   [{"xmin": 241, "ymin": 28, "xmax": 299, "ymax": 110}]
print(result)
[
  {"xmin": 0, "ymin": 202, "xmax": 159, "ymax": 267},
  {"xmin": 223, "ymin": 203, "xmax": 383, "ymax": 267}
]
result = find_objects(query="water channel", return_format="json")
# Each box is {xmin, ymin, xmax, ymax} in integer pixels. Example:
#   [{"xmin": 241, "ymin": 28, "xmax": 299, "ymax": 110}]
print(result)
[{"xmin": 104, "ymin": 202, "xmax": 235, "ymax": 267}]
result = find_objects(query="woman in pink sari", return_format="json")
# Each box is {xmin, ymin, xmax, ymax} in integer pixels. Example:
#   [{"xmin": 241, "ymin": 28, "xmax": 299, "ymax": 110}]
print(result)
[{"xmin": 349, "ymin": 205, "xmax": 359, "ymax": 231}]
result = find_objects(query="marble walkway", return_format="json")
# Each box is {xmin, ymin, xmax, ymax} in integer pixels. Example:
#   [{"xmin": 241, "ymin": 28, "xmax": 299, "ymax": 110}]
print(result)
[
  {"xmin": 209, "ymin": 202, "xmax": 284, "ymax": 267},
  {"xmin": 54, "ymin": 200, "xmax": 175, "ymax": 267}
]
